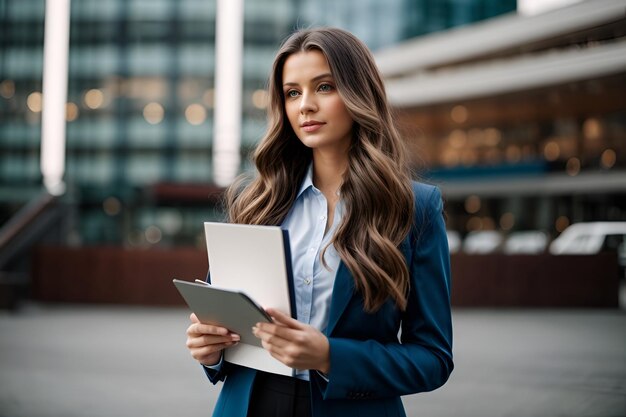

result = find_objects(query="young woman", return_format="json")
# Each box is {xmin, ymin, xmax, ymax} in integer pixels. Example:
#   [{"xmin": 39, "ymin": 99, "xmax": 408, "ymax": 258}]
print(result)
[{"xmin": 186, "ymin": 27, "xmax": 453, "ymax": 417}]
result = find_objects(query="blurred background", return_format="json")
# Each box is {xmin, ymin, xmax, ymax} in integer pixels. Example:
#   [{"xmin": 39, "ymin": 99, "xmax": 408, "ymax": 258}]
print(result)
[
  {"xmin": 1, "ymin": 0, "xmax": 625, "ymax": 416},
  {"xmin": 1, "ymin": 0, "xmax": 623, "ymax": 307}
]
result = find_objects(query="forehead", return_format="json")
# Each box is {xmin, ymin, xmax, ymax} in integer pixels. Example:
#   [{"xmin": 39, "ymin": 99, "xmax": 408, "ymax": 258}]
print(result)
[{"xmin": 282, "ymin": 50, "xmax": 332, "ymax": 84}]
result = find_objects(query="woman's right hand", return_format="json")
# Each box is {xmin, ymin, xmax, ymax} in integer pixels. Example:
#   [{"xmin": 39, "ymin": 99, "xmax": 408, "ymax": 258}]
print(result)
[{"xmin": 186, "ymin": 313, "xmax": 240, "ymax": 366}]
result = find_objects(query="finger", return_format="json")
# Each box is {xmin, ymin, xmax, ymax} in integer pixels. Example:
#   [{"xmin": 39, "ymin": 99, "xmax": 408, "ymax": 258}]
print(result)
[
  {"xmin": 254, "ymin": 322, "xmax": 300, "ymax": 343},
  {"xmin": 258, "ymin": 336, "xmax": 291, "ymax": 361},
  {"xmin": 265, "ymin": 308, "xmax": 305, "ymax": 329},
  {"xmin": 187, "ymin": 322, "xmax": 231, "ymax": 337},
  {"xmin": 186, "ymin": 334, "xmax": 239, "ymax": 349},
  {"xmin": 255, "ymin": 316, "xmax": 308, "ymax": 346},
  {"xmin": 252, "ymin": 325, "xmax": 291, "ymax": 348},
  {"xmin": 189, "ymin": 314, "xmax": 232, "ymax": 335},
  {"xmin": 191, "ymin": 342, "xmax": 235, "ymax": 360},
  {"xmin": 260, "ymin": 339, "xmax": 287, "ymax": 359}
]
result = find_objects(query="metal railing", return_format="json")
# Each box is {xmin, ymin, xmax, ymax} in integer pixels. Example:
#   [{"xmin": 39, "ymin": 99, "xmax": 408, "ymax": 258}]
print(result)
[{"xmin": 0, "ymin": 192, "xmax": 64, "ymax": 309}]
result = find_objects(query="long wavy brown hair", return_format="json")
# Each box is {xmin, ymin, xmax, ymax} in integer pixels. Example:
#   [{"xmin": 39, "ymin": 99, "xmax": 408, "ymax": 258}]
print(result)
[{"xmin": 226, "ymin": 28, "xmax": 415, "ymax": 312}]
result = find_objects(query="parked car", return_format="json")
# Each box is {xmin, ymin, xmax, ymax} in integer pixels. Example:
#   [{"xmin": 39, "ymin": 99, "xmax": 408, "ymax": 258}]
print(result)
[
  {"xmin": 549, "ymin": 222, "xmax": 626, "ymax": 254},
  {"xmin": 503, "ymin": 231, "xmax": 549, "ymax": 254},
  {"xmin": 549, "ymin": 222, "xmax": 626, "ymax": 277},
  {"xmin": 462, "ymin": 230, "xmax": 503, "ymax": 254}
]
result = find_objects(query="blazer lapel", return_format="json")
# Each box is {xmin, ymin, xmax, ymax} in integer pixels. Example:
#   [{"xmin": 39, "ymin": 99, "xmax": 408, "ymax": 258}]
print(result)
[{"xmin": 326, "ymin": 261, "xmax": 354, "ymax": 336}]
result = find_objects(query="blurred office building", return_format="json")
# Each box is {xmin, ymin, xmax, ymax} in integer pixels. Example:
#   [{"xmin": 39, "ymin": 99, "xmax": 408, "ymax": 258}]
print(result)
[
  {"xmin": 297, "ymin": 0, "xmax": 515, "ymax": 50},
  {"xmin": 375, "ymin": 0, "xmax": 626, "ymax": 243},
  {"xmin": 0, "ymin": 0, "xmax": 515, "ymax": 251}
]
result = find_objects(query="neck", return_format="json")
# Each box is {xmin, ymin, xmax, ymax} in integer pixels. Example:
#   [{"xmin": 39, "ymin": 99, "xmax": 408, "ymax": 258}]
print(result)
[{"xmin": 312, "ymin": 149, "xmax": 348, "ymax": 198}]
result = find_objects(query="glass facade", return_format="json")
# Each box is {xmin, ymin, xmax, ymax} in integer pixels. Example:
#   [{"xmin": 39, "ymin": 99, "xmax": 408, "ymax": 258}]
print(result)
[
  {"xmin": 0, "ymin": 0, "xmax": 516, "ymax": 246},
  {"xmin": 386, "ymin": 7, "xmax": 626, "ymax": 242},
  {"xmin": 299, "ymin": 0, "xmax": 516, "ymax": 50}
]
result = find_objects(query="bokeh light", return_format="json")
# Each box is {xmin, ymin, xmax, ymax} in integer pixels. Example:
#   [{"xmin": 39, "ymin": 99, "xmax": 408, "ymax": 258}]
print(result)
[
  {"xmin": 143, "ymin": 102, "xmax": 164, "ymax": 124},
  {"xmin": 185, "ymin": 103, "xmax": 207, "ymax": 125}
]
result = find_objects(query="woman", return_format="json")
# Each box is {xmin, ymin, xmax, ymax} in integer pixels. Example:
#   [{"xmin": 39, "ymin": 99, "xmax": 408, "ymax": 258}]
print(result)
[{"xmin": 186, "ymin": 27, "xmax": 453, "ymax": 417}]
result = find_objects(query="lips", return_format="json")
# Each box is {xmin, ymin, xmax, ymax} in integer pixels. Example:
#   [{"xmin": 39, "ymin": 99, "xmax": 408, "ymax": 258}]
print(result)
[{"xmin": 301, "ymin": 120, "xmax": 325, "ymax": 132}]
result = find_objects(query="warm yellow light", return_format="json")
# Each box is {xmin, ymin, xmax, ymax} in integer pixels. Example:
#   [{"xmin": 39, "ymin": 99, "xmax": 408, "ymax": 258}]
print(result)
[
  {"xmin": 126, "ymin": 77, "xmax": 166, "ymax": 100},
  {"xmin": 583, "ymin": 118, "xmax": 602, "ymax": 140},
  {"xmin": 543, "ymin": 141, "xmax": 560, "ymax": 161},
  {"xmin": 566, "ymin": 157, "xmax": 581, "ymax": 176},
  {"xmin": 84, "ymin": 88, "xmax": 104, "ymax": 109},
  {"xmin": 27, "ymin": 92, "xmax": 43, "ymax": 112},
  {"xmin": 66, "ymin": 102, "xmax": 79, "ymax": 121},
  {"xmin": 555, "ymin": 216, "xmax": 570, "ymax": 233},
  {"xmin": 185, "ymin": 103, "xmax": 207, "ymax": 125},
  {"xmin": 499, "ymin": 212, "xmax": 515, "ymax": 231},
  {"xmin": 464, "ymin": 195, "xmax": 481, "ymax": 214},
  {"xmin": 483, "ymin": 128, "xmax": 501, "ymax": 146},
  {"xmin": 466, "ymin": 216, "xmax": 483, "ymax": 231},
  {"xmin": 482, "ymin": 217, "xmax": 495, "ymax": 230},
  {"xmin": 450, "ymin": 105, "xmax": 468, "ymax": 124},
  {"xmin": 0, "ymin": 80, "xmax": 15, "ymax": 99},
  {"xmin": 448, "ymin": 129, "xmax": 467, "ymax": 149},
  {"xmin": 252, "ymin": 89, "xmax": 269, "ymax": 109},
  {"xmin": 143, "ymin": 102, "xmax": 164, "ymax": 124},
  {"xmin": 600, "ymin": 149, "xmax": 616, "ymax": 169}
]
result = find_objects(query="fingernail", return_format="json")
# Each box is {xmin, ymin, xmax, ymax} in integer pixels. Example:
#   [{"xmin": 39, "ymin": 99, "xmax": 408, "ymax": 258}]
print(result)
[{"xmin": 231, "ymin": 334, "xmax": 240, "ymax": 341}]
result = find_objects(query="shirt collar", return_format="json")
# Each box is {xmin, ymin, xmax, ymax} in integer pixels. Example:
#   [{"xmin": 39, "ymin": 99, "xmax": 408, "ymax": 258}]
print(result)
[{"xmin": 295, "ymin": 163, "xmax": 315, "ymax": 200}]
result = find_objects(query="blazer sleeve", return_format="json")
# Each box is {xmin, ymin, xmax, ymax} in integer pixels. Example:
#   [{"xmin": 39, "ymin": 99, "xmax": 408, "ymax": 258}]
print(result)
[
  {"xmin": 202, "ymin": 357, "xmax": 229, "ymax": 384},
  {"xmin": 315, "ymin": 186, "xmax": 454, "ymax": 400}
]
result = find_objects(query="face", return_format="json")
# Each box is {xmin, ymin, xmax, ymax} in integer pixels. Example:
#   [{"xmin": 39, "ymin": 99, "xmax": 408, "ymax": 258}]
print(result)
[{"xmin": 282, "ymin": 50, "xmax": 354, "ymax": 157}]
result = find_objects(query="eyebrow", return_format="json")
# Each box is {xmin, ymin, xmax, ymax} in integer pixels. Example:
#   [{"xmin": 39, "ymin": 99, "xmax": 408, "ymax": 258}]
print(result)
[{"xmin": 283, "ymin": 73, "xmax": 333, "ymax": 87}]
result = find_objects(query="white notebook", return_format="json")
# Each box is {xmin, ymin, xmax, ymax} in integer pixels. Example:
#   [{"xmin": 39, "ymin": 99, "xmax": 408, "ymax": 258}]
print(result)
[{"xmin": 203, "ymin": 222, "xmax": 296, "ymax": 376}]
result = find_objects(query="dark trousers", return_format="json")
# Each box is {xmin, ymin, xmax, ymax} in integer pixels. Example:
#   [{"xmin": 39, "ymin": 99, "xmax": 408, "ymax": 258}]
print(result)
[{"xmin": 247, "ymin": 371, "xmax": 312, "ymax": 417}]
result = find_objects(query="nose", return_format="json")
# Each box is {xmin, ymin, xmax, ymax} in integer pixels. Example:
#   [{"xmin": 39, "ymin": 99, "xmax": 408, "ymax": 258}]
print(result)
[{"xmin": 299, "ymin": 91, "xmax": 317, "ymax": 114}]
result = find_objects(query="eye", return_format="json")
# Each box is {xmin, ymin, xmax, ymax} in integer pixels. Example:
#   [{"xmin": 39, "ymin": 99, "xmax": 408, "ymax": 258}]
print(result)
[
  {"xmin": 318, "ymin": 83, "xmax": 333, "ymax": 92},
  {"xmin": 285, "ymin": 90, "xmax": 300, "ymax": 98}
]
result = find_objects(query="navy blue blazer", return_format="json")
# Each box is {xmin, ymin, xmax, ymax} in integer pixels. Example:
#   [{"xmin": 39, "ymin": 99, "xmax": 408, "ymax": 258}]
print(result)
[{"xmin": 204, "ymin": 182, "xmax": 453, "ymax": 417}]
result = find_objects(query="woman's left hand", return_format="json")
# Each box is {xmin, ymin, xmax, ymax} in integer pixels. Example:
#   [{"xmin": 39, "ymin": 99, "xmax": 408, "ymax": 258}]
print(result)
[{"xmin": 252, "ymin": 308, "xmax": 330, "ymax": 374}]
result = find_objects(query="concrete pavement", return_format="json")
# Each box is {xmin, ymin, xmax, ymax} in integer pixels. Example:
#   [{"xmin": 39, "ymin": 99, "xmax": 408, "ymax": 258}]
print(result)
[{"xmin": 1, "ymin": 304, "xmax": 624, "ymax": 417}]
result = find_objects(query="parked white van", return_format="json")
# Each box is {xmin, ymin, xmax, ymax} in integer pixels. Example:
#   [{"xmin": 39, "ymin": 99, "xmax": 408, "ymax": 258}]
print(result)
[{"xmin": 549, "ymin": 222, "xmax": 626, "ymax": 255}]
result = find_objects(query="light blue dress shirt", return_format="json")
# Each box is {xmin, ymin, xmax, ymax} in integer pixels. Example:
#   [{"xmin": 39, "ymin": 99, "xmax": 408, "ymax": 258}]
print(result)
[
  {"xmin": 281, "ymin": 164, "xmax": 343, "ymax": 380},
  {"xmin": 205, "ymin": 164, "xmax": 342, "ymax": 381}
]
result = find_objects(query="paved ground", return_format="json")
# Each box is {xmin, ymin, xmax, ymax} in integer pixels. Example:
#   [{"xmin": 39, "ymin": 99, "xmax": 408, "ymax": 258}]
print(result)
[{"xmin": 1, "ymin": 303, "xmax": 625, "ymax": 417}]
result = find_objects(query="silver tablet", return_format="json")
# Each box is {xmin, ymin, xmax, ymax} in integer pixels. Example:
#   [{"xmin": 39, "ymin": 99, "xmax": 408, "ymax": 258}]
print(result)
[{"xmin": 173, "ymin": 279, "xmax": 271, "ymax": 347}]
